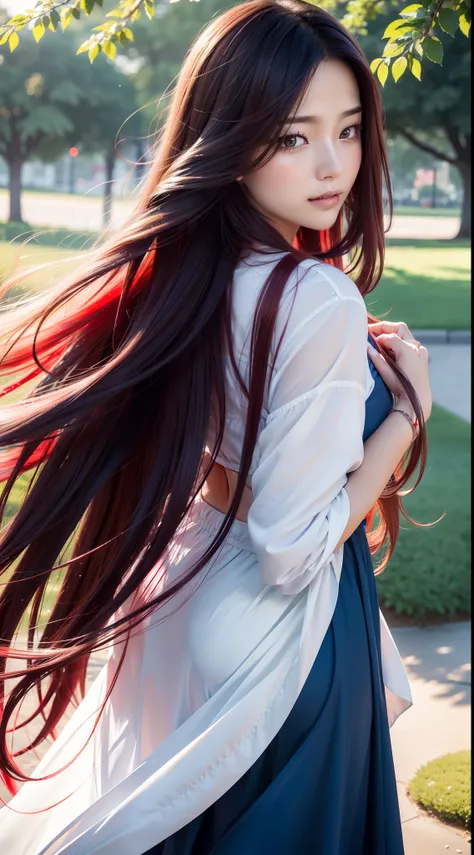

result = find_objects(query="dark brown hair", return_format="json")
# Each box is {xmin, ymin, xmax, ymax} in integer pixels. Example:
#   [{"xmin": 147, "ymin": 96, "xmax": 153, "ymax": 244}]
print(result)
[{"xmin": 0, "ymin": 0, "xmax": 426, "ymax": 798}]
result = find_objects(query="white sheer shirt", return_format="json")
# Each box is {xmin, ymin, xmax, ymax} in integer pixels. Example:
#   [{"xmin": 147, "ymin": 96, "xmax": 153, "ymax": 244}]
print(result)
[{"xmin": 0, "ymin": 251, "xmax": 413, "ymax": 855}]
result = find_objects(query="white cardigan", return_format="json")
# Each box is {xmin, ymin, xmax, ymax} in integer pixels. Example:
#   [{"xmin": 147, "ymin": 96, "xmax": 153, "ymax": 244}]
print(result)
[{"xmin": 0, "ymin": 252, "xmax": 412, "ymax": 854}]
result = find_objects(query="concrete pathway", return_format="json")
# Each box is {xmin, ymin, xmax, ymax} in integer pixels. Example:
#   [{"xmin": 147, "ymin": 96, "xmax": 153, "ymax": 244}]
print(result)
[
  {"xmin": 391, "ymin": 622, "xmax": 471, "ymax": 853},
  {"xmin": 0, "ymin": 189, "xmax": 461, "ymax": 240},
  {"xmin": 428, "ymin": 343, "xmax": 471, "ymax": 423},
  {"xmin": 413, "ymin": 334, "xmax": 471, "ymax": 424}
]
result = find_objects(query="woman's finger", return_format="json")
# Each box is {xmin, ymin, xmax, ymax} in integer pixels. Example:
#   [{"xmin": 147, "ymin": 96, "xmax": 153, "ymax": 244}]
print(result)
[
  {"xmin": 376, "ymin": 332, "xmax": 421, "ymax": 356},
  {"xmin": 368, "ymin": 321, "xmax": 420, "ymax": 346},
  {"xmin": 367, "ymin": 342, "xmax": 399, "ymax": 388}
]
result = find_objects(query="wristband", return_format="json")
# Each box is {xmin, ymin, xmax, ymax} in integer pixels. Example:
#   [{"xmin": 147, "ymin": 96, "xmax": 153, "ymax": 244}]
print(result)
[{"xmin": 390, "ymin": 407, "xmax": 419, "ymax": 438}]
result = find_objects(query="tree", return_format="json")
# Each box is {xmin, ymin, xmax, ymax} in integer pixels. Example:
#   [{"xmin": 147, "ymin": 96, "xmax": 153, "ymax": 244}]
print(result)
[
  {"xmin": 58, "ymin": 17, "xmax": 142, "ymax": 228},
  {"xmin": 359, "ymin": 17, "xmax": 471, "ymax": 236},
  {"xmin": 121, "ymin": 0, "xmax": 236, "ymax": 124},
  {"xmin": 327, "ymin": 0, "xmax": 471, "ymax": 85},
  {"xmin": 0, "ymin": 6, "xmax": 142, "ymax": 226},
  {"xmin": 0, "ymin": 0, "xmax": 470, "ymax": 82}
]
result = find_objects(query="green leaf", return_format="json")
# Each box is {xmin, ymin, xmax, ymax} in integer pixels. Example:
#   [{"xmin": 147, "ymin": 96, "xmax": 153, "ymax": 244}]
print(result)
[
  {"xmin": 145, "ymin": 0, "xmax": 155, "ymax": 19},
  {"xmin": 423, "ymin": 35, "xmax": 444, "ymax": 63},
  {"xmin": 7, "ymin": 15, "xmax": 29, "ymax": 25},
  {"xmin": 370, "ymin": 57, "xmax": 384, "ymax": 73},
  {"xmin": 102, "ymin": 40, "xmax": 117, "ymax": 60},
  {"xmin": 120, "ymin": 27, "xmax": 134, "ymax": 42},
  {"xmin": 399, "ymin": 3, "xmax": 423, "ymax": 13},
  {"xmin": 0, "ymin": 30, "xmax": 10, "ymax": 46},
  {"xmin": 76, "ymin": 41, "xmax": 92, "ymax": 54},
  {"xmin": 408, "ymin": 55, "xmax": 422, "ymax": 79},
  {"xmin": 383, "ymin": 19, "xmax": 414, "ymax": 38},
  {"xmin": 459, "ymin": 13, "xmax": 471, "ymax": 34},
  {"xmin": 8, "ymin": 30, "xmax": 20, "ymax": 51},
  {"xmin": 392, "ymin": 55, "xmax": 408, "ymax": 81},
  {"xmin": 81, "ymin": 0, "xmax": 96, "ymax": 13},
  {"xmin": 383, "ymin": 40, "xmax": 406, "ymax": 57},
  {"xmin": 60, "ymin": 9, "xmax": 73, "ymax": 29},
  {"xmin": 88, "ymin": 43, "xmax": 100, "ymax": 62},
  {"xmin": 49, "ymin": 9, "xmax": 61, "ymax": 30},
  {"xmin": 414, "ymin": 39, "xmax": 424, "ymax": 55},
  {"xmin": 71, "ymin": 7, "xmax": 81, "ymax": 20},
  {"xmin": 437, "ymin": 7, "xmax": 461, "ymax": 34},
  {"xmin": 377, "ymin": 62, "xmax": 389, "ymax": 86},
  {"xmin": 32, "ymin": 20, "xmax": 46, "ymax": 42}
]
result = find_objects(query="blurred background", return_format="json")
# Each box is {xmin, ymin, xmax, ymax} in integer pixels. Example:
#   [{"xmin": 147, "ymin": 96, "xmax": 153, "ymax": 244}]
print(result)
[{"xmin": 0, "ymin": 1, "xmax": 471, "ymax": 844}]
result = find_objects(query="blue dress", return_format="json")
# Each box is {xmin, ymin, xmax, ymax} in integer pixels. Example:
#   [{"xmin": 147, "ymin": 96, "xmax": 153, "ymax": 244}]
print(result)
[{"xmin": 144, "ymin": 336, "xmax": 405, "ymax": 855}]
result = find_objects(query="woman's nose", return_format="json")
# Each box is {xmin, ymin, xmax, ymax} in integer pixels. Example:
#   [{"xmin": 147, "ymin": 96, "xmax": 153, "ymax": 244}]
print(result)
[{"xmin": 314, "ymin": 142, "xmax": 343, "ymax": 181}]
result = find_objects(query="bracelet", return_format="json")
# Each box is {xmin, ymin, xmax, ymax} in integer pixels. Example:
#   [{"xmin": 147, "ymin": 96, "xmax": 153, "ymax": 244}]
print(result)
[{"xmin": 389, "ymin": 407, "xmax": 419, "ymax": 438}]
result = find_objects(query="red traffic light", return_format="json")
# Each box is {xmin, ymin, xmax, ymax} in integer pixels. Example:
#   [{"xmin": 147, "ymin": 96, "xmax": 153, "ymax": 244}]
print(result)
[{"xmin": 68, "ymin": 147, "xmax": 79, "ymax": 157}]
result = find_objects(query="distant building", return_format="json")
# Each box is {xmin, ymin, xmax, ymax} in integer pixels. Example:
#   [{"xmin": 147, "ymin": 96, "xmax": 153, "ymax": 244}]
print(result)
[{"xmin": 414, "ymin": 162, "xmax": 451, "ymax": 191}]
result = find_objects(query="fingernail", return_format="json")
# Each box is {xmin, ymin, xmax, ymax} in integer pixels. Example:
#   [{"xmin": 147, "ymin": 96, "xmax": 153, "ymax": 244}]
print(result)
[{"xmin": 367, "ymin": 343, "xmax": 378, "ymax": 358}]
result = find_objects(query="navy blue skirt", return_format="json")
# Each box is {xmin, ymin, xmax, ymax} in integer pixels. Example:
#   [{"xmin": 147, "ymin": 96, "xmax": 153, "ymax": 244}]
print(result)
[{"xmin": 144, "ymin": 343, "xmax": 405, "ymax": 855}]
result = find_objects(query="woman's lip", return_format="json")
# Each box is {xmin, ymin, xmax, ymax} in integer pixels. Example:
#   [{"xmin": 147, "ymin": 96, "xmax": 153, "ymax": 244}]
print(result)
[{"xmin": 308, "ymin": 192, "xmax": 342, "ymax": 208}]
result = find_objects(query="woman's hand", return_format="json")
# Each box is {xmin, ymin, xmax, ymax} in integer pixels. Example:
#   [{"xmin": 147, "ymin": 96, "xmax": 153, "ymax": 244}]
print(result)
[
  {"xmin": 368, "ymin": 320, "xmax": 421, "ymax": 348},
  {"xmin": 367, "ymin": 321, "xmax": 432, "ymax": 422}
]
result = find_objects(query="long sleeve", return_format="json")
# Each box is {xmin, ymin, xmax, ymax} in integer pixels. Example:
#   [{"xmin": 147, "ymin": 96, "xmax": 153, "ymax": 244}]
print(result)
[{"xmin": 247, "ymin": 261, "xmax": 369, "ymax": 596}]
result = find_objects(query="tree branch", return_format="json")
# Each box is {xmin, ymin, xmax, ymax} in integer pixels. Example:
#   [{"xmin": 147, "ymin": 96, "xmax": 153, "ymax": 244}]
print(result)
[
  {"xmin": 443, "ymin": 123, "xmax": 469, "ymax": 159},
  {"xmin": 23, "ymin": 130, "xmax": 48, "ymax": 159},
  {"xmin": 397, "ymin": 128, "xmax": 457, "ymax": 164}
]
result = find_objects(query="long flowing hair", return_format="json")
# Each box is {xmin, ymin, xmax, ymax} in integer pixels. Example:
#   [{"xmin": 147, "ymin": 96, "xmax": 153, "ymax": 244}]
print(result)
[{"xmin": 0, "ymin": 0, "xmax": 427, "ymax": 796}]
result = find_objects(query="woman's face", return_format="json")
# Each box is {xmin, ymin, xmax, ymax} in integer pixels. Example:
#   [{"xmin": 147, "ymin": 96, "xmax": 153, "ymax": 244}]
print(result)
[{"xmin": 241, "ymin": 58, "xmax": 363, "ymax": 244}]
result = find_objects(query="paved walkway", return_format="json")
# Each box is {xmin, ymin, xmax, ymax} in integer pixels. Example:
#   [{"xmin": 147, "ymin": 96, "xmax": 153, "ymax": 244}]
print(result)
[
  {"xmin": 391, "ymin": 622, "xmax": 471, "ymax": 853},
  {"xmin": 413, "ymin": 334, "xmax": 471, "ymax": 423},
  {"xmin": 0, "ymin": 189, "xmax": 461, "ymax": 239}
]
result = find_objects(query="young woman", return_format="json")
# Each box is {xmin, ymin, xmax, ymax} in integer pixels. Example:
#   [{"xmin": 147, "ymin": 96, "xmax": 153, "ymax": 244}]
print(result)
[{"xmin": 0, "ymin": 1, "xmax": 432, "ymax": 852}]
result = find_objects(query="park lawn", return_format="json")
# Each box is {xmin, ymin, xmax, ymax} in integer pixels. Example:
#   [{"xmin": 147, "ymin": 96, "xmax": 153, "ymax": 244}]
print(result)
[
  {"xmin": 0, "ymin": 405, "xmax": 470, "ymax": 630},
  {"xmin": 392, "ymin": 206, "xmax": 461, "ymax": 218},
  {"xmin": 375, "ymin": 405, "xmax": 471, "ymax": 620},
  {"xmin": 0, "ymin": 241, "xmax": 87, "ymax": 293},
  {"xmin": 1, "ymin": 237, "xmax": 471, "ymax": 329},
  {"xmin": 365, "ymin": 239, "xmax": 471, "ymax": 329}
]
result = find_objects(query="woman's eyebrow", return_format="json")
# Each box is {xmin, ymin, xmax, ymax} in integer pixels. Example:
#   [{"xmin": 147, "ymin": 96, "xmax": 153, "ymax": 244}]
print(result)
[{"xmin": 286, "ymin": 106, "xmax": 363, "ymax": 123}]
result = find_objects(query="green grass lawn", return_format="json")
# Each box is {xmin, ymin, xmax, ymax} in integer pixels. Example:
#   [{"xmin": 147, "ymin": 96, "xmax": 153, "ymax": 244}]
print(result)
[
  {"xmin": 1, "ymin": 405, "xmax": 470, "ymax": 629},
  {"xmin": 0, "ymin": 241, "xmax": 91, "ymax": 294},
  {"xmin": 376, "ymin": 405, "xmax": 471, "ymax": 620},
  {"xmin": 408, "ymin": 751, "xmax": 471, "ymax": 830},
  {"xmin": 365, "ymin": 239, "xmax": 471, "ymax": 330},
  {"xmin": 1, "ymin": 236, "xmax": 471, "ymax": 329}
]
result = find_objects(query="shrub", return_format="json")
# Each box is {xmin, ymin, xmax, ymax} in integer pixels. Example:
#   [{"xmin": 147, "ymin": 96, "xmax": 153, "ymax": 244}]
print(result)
[{"xmin": 408, "ymin": 751, "xmax": 471, "ymax": 829}]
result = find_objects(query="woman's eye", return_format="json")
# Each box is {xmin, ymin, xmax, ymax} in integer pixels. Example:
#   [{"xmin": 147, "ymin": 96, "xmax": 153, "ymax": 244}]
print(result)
[
  {"xmin": 340, "ymin": 123, "xmax": 363, "ymax": 140},
  {"xmin": 278, "ymin": 132, "xmax": 308, "ymax": 150}
]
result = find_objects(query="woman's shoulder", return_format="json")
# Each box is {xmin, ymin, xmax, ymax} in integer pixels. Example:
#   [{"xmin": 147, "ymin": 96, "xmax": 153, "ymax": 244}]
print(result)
[
  {"xmin": 235, "ymin": 249, "xmax": 364, "ymax": 307},
  {"xmin": 272, "ymin": 257, "xmax": 366, "ymax": 354},
  {"xmin": 285, "ymin": 256, "xmax": 365, "ymax": 309},
  {"xmin": 232, "ymin": 251, "xmax": 367, "ymax": 360}
]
